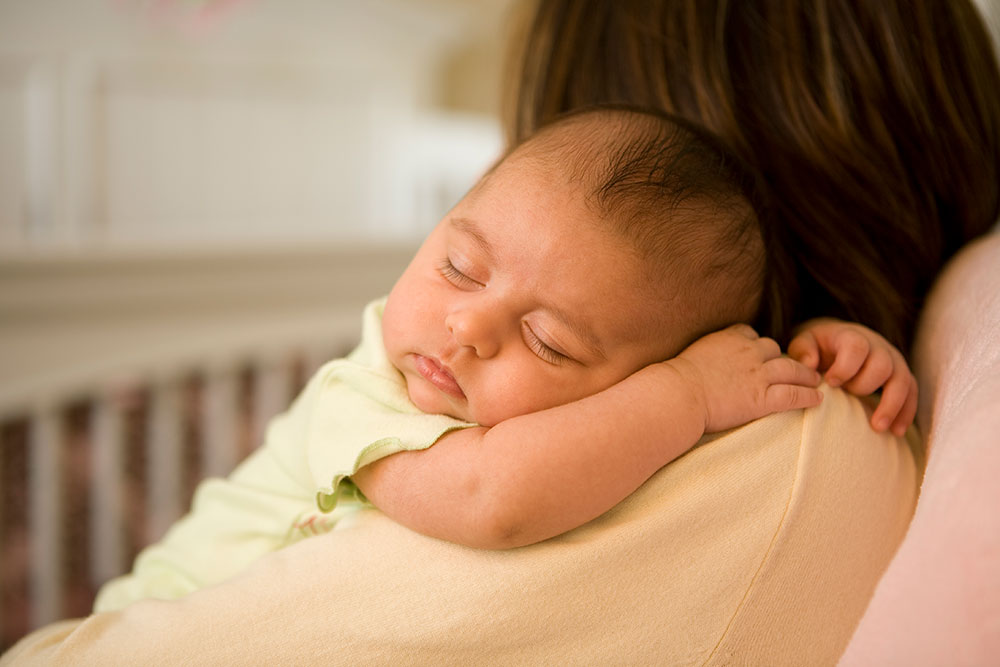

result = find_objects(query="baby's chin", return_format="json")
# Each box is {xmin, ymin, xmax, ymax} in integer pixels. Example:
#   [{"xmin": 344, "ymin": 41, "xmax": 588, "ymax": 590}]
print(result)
[
  {"xmin": 405, "ymin": 382, "xmax": 480, "ymax": 425},
  {"xmin": 399, "ymin": 369, "xmax": 523, "ymax": 427}
]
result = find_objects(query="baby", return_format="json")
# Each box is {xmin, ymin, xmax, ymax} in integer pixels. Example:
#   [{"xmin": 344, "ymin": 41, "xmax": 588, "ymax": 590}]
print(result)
[{"xmin": 95, "ymin": 107, "xmax": 915, "ymax": 608}]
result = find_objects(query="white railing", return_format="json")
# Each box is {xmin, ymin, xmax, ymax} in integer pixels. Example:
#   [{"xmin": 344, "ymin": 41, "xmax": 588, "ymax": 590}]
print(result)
[{"xmin": 0, "ymin": 243, "xmax": 412, "ymax": 649}]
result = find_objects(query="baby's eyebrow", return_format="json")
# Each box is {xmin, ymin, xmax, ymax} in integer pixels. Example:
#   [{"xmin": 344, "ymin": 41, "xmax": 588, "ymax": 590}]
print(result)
[{"xmin": 450, "ymin": 217, "xmax": 496, "ymax": 263}]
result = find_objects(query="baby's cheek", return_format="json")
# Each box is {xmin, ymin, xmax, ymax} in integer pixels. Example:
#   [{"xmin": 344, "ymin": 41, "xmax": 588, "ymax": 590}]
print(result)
[
  {"xmin": 468, "ymin": 394, "xmax": 522, "ymax": 428},
  {"xmin": 477, "ymin": 389, "xmax": 552, "ymax": 426},
  {"xmin": 379, "ymin": 315, "xmax": 401, "ymax": 356}
]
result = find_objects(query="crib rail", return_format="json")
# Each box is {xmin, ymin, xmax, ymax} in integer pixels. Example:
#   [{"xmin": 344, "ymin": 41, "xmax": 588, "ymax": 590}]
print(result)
[{"xmin": 0, "ymin": 243, "xmax": 413, "ymax": 650}]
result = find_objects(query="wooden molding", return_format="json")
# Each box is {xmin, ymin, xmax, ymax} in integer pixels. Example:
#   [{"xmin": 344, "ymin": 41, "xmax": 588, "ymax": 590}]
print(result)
[{"xmin": 0, "ymin": 243, "xmax": 415, "ymax": 414}]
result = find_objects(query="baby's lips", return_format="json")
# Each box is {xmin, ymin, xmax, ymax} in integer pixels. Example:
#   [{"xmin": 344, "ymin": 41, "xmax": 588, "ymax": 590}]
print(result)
[{"xmin": 414, "ymin": 354, "xmax": 466, "ymax": 399}]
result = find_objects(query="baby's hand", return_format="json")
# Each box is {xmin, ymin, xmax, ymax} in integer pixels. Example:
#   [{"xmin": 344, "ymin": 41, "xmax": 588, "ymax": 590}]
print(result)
[
  {"xmin": 787, "ymin": 318, "xmax": 917, "ymax": 436},
  {"xmin": 668, "ymin": 324, "xmax": 823, "ymax": 434}
]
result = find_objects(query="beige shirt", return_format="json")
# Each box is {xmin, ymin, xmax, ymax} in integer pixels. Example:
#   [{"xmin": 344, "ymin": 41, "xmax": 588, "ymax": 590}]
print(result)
[{"xmin": 3, "ymin": 381, "xmax": 922, "ymax": 666}]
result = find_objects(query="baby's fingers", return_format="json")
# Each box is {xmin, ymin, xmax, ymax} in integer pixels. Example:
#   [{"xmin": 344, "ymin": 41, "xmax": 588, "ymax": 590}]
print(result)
[
  {"xmin": 764, "ymin": 384, "xmax": 824, "ymax": 413},
  {"xmin": 761, "ymin": 357, "xmax": 823, "ymax": 413},
  {"xmin": 787, "ymin": 330, "xmax": 820, "ymax": 370},
  {"xmin": 841, "ymin": 346, "xmax": 895, "ymax": 396},
  {"xmin": 890, "ymin": 377, "xmax": 918, "ymax": 437},
  {"xmin": 765, "ymin": 356, "xmax": 822, "ymax": 388},
  {"xmin": 870, "ymin": 369, "xmax": 918, "ymax": 436},
  {"xmin": 823, "ymin": 331, "xmax": 870, "ymax": 387}
]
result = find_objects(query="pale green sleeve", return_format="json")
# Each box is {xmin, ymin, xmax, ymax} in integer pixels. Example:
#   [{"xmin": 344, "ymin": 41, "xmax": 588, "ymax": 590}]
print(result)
[{"xmin": 93, "ymin": 378, "xmax": 326, "ymax": 612}]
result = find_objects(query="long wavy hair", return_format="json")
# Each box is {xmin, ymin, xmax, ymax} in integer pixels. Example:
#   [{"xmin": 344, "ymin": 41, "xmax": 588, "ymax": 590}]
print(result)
[{"xmin": 505, "ymin": 0, "xmax": 1000, "ymax": 353}]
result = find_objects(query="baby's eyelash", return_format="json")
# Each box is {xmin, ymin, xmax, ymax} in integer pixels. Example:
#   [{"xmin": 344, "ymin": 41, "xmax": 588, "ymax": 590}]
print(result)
[
  {"xmin": 437, "ymin": 258, "xmax": 481, "ymax": 288},
  {"xmin": 522, "ymin": 322, "xmax": 567, "ymax": 365}
]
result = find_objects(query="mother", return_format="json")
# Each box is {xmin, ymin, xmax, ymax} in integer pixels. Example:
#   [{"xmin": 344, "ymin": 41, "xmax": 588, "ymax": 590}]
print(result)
[
  {"xmin": 508, "ymin": 0, "xmax": 1000, "ymax": 661},
  {"xmin": 3, "ymin": 1, "xmax": 999, "ymax": 665}
]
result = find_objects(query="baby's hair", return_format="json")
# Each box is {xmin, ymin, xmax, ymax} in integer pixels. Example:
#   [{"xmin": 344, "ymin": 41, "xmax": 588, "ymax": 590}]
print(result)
[{"xmin": 510, "ymin": 106, "xmax": 765, "ymax": 342}]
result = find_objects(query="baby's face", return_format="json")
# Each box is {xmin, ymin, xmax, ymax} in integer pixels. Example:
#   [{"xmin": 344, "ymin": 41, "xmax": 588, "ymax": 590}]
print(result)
[{"xmin": 382, "ymin": 155, "xmax": 686, "ymax": 427}]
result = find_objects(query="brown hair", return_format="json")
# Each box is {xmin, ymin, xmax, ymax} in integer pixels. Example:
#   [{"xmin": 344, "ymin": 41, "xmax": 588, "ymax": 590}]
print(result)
[{"xmin": 506, "ymin": 0, "xmax": 1000, "ymax": 353}]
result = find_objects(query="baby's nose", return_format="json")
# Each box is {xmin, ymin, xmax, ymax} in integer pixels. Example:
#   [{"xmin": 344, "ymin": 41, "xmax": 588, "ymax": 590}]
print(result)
[{"xmin": 446, "ymin": 308, "xmax": 500, "ymax": 358}]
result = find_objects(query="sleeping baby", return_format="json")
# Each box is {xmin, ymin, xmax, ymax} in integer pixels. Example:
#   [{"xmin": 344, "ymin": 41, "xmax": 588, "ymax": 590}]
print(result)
[{"xmin": 94, "ymin": 106, "xmax": 916, "ymax": 608}]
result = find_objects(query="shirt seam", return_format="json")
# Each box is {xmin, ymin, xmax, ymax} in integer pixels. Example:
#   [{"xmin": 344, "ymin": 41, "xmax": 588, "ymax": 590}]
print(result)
[{"xmin": 701, "ymin": 413, "xmax": 807, "ymax": 666}]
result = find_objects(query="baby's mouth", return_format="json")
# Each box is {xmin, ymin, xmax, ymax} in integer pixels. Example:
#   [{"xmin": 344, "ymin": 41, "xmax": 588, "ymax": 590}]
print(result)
[{"xmin": 413, "ymin": 354, "xmax": 466, "ymax": 399}]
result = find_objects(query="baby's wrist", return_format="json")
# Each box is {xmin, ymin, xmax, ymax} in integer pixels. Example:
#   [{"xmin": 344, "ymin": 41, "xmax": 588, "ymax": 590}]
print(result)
[{"xmin": 648, "ymin": 359, "xmax": 710, "ymax": 435}]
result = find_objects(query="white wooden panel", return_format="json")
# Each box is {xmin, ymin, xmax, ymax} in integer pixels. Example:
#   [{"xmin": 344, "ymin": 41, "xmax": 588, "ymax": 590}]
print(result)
[
  {"xmin": 201, "ymin": 367, "xmax": 239, "ymax": 479},
  {"xmin": 146, "ymin": 380, "xmax": 184, "ymax": 543},
  {"xmin": 99, "ymin": 62, "xmax": 377, "ymax": 244},
  {"xmin": 0, "ymin": 60, "xmax": 30, "ymax": 248},
  {"xmin": 0, "ymin": 55, "xmax": 100, "ymax": 250},
  {"xmin": 89, "ymin": 391, "xmax": 124, "ymax": 587},
  {"xmin": 23, "ymin": 64, "xmax": 58, "ymax": 243},
  {"xmin": 252, "ymin": 358, "xmax": 292, "ymax": 452},
  {"xmin": 0, "ymin": 243, "xmax": 414, "ymax": 419},
  {"xmin": 0, "ymin": 1, "xmax": 510, "ymax": 250},
  {"xmin": 28, "ymin": 407, "xmax": 62, "ymax": 628}
]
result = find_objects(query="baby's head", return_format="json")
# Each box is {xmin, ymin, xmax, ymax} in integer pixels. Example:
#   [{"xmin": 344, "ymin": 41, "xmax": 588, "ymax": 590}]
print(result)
[{"xmin": 383, "ymin": 107, "xmax": 764, "ymax": 426}]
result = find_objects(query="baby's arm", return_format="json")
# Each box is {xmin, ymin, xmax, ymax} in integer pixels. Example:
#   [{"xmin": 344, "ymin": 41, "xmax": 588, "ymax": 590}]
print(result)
[
  {"xmin": 352, "ymin": 324, "xmax": 821, "ymax": 550},
  {"xmin": 788, "ymin": 318, "xmax": 917, "ymax": 436}
]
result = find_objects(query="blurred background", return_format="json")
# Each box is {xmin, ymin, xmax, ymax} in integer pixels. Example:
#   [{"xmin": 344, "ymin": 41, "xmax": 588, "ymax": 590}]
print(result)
[
  {"xmin": 0, "ymin": 0, "xmax": 518, "ymax": 650},
  {"xmin": 0, "ymin": 0, "xmax": 514, "ymax": 249}
]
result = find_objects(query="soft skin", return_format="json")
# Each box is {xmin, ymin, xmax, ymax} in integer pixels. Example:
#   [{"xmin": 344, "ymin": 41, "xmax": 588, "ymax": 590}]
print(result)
[
  {"xmin": 789, "ymin": 319, "xmax": 917, "ymax": 436},
  {"xmin": 381, "ymin": 151, "xmax": 689, "ymax": 429}
]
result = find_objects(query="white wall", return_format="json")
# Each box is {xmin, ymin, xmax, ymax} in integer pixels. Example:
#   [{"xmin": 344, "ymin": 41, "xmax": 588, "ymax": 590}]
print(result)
[
  {"xmin": 0, "ymin": 0, "xmax": 512, "ymax": 251},
  {"xmin": 974, "ymin": 0, "xmax": 1000, "ymax": 53}
]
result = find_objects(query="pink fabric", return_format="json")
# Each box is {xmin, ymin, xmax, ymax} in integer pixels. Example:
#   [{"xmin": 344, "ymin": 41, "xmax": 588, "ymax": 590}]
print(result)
[{"xmin": 840, "ymin": 233, "xmax": 1000, "ymax": 664}]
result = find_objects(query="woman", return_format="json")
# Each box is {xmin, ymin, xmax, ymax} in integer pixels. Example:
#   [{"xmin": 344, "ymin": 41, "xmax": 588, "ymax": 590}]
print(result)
[{"xmin": 506, "ymin": 0, "xmax": 1000, "ymax": 661}]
